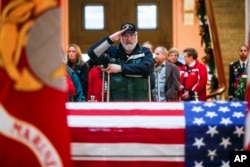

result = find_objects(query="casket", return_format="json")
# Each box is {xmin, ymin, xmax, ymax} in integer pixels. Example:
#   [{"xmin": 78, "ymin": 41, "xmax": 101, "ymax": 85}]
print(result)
[{"xmin": 66, "ymin": 101, "xmax": 246, "ymax": 167}]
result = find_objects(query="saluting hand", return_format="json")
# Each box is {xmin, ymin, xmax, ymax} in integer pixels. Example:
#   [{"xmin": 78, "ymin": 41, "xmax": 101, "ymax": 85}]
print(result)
[{"xmin": 109, "ymin": 28, "xmax": 128, "ymax": 41}]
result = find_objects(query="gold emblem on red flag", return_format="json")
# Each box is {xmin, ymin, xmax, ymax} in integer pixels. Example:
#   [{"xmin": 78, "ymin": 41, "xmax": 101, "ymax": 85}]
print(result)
[{"xmin": 0, "ymin": 0, "xmax": 59, "ymax": 91}]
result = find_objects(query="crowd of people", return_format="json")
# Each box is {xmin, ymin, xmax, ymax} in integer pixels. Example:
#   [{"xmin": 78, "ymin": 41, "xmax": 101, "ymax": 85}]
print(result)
[{"xmin": 65, "ymin": 22, "xmax": 249, "ymax": 102}]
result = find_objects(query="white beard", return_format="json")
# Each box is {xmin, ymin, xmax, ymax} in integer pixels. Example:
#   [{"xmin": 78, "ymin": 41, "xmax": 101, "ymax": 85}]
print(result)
[{"xmin": 121, "ymin": 42, "xmax": 137, "ymax": 51}]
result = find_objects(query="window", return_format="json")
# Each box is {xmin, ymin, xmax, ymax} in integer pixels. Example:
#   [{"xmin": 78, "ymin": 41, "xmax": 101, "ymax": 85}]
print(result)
[
  {"xmin": 84, "ymin": 5, "xmax": 104, "ymax": 29},
  {"xmin": 137, "ymin": 5, "xmax": 157, "ymax": 29}
]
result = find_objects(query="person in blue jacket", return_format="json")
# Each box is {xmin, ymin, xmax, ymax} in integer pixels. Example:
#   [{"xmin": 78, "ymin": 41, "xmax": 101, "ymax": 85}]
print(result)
[
  {"xmin": 66, "ymin": 66, "xmax": 85, "ymax": 102},
  {"xmin": 88, "ymin": 23, "xmax": 154, "ymax": 101}
]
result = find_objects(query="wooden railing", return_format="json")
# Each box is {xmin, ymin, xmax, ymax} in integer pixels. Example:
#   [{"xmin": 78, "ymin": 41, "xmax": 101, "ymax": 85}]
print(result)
[{"xmin": 205, "ymin": 0, "xmax": 226, "ymax": 98}]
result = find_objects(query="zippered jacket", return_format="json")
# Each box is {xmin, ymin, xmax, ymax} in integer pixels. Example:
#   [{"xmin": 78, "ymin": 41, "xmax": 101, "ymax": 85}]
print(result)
[
  {"xmin": 88, "ymin": 37, "xmax": 154, "ymax": 101},
  {"xmin": 179, "ymin": 60, "xmax": 207, "ymax": 101}
]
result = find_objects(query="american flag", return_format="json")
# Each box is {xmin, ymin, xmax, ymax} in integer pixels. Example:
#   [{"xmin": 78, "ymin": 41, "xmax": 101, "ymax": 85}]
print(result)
[
  {"xmin": 184, "ymin": 101, "xmax": 246, "ymax": 167},
  {"xmin": 66, "ymin": 101, "xmax": 246, "ymax": 167}
]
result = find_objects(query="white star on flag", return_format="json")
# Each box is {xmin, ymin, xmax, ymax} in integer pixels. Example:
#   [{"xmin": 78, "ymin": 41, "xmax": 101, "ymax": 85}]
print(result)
[
  {"xmin": 207, "ymin": 149, "xmax": 217, "ymax": 160},
  {"xmin": 194, "ymin": 161, "xmax": 204, "ymax": 167},
  {"xmin": 232, "ymin": 112, "xmax": 244, "ymax": 118},
  {"xmin": 220, "ymin": 160, "xmax": 229, "ymax": 167},
  {"xmin": 205, "ymin": 111, "xmax": 218, "ymax": 118},
  {"xmin": 233, "ymin": 126, "xmax": 244, "ymax": 138},
  {"xmin": 193, "ymin": 117, "xmax": 205, "ymax": 125},
  {"xmin": 206, "ymin": 126, "xmax": 219, "ymax": 137},
  {"xmin": 218, "ymin": 106, "xmax": 230, "ymax": 113},
  {"xmin": 191, "ymin": 106, "xmax": 204, "ymax": 113},
  {"xmin": 230, "ymin": 102, "xmax": 243, "ymax": 107},
  {"xmin": 219, "ymin": 137, "xmax": 232, "ymax": 149},
  {"xmin": 220, "ymin": 117, "xmax": 232, "ymax": 126},
  {"xmin": 203, "ymin": 102, "xmax": 216, "ymax": 107},
  {"xmin": 193, "ymin": 137, "xmax": 205, "ymax": 149}
]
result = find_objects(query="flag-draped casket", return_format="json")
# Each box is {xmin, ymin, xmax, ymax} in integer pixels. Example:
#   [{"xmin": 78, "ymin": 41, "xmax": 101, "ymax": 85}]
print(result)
[{"xmin": 66, "ymin": 101, "xmax": 247, "ymax": 167}]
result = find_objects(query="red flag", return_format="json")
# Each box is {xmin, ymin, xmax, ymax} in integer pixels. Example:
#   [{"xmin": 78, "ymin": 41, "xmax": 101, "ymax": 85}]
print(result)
[
  {"xmin": 246, "ymin": 68, "xmax": 250, "ymax": 150},
  {"xmin": 0, "ymin": 0, "xmax": 71, "ymax": 166},
  {"xmin": 245, "ymin": 6, "xmax": 250, "ymax": 151}
]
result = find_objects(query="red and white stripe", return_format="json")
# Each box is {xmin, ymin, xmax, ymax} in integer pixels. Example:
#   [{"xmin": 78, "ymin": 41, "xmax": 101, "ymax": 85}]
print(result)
[{"xmin": 66, "ymin": 102, "xmax": 185, "ymax": 167}]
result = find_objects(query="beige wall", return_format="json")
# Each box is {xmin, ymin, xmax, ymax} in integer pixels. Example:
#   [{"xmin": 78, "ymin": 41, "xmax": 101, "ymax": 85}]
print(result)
[
  {"xmin": 61, "ymin": 0, "xmax": 69, "ymax": 53},
  {"xmin": 212, "ymin": 0, "xmax": 245, "ymax": 98},
  {"xmin": 172, "ymin": 0, "xmax": 205, "ymax": 62}
]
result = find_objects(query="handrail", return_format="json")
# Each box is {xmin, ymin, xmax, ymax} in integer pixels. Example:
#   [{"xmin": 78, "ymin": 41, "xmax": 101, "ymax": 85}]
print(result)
[{"xmin": 205, "ymin": 0, "xmax": 226, "ymax": 98}]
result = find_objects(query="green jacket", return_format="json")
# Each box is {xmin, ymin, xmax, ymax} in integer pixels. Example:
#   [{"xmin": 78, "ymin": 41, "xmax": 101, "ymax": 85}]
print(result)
[{"xmin": 109, "ymin": 60, "xmax": 150, "ymax": 101}]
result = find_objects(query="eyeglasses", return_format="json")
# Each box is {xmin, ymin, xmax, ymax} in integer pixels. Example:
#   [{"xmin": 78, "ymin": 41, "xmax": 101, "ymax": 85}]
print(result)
[
  {"xmin": 122, "ymin": 34, "xmax": 136, "ymax": 39},
  {"xmin": 169, "ymin": 54, "xmax": 178, "ymax": 57}
]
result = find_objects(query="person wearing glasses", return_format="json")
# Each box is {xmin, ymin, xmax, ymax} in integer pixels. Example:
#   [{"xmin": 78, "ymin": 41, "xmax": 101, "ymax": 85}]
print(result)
[
  {"xmin": 228, "ymin": 44, "xmax": 249, "ymax": 100},
  {"xmin": 167, "ymin": 47, "xmax": 184, "ymax": 70},
  {"xmin": 88, "ymin": 23, "xmax": 154, "ymax": 101},
  {"xmin": 179, "ymin": 48, "xmax": 208, "ymax": 101}
]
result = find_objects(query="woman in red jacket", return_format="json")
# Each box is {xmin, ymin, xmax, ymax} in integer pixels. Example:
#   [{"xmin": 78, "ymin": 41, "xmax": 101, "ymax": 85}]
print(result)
[
  {"xmin": 87, "ymin": 65, "xmax": 106, "ymax": 102},
  {"xmin": 66, "ymin": 73, "xmax": 76, "ymax": 102}
]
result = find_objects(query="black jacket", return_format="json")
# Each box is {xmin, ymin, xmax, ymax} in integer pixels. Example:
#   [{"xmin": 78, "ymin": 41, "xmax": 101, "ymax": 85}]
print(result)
[
  {"xmin": 88, "ymin": 37, "xmax": 154, "ymax": 101},
  {"xmin": 228, "ymin": 60, "xmax": 246, "ymax": 99}
]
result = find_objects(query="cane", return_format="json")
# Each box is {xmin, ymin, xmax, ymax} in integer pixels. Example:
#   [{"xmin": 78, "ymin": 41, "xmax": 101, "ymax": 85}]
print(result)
[
  {"xmin": 157, "ymin": 72, "xmax": 160, "ymax": 102},
  {"xmin": 101, "ymin": 69, "xmax": 105, "ymax": 102},
  {"xmin": 148, "ymin": 75, "xmax": 151, "ymax": 102},
  {"xmin": 154, "ymin": 67, "xmax": 161, "ymax": 102},
  {"xmin": 106, "ymin": 72, "xmax": 110, "ymax": 102},
  {"xmin": 101, "ymin": 68, "xmax": 108, "ymax": 102}
]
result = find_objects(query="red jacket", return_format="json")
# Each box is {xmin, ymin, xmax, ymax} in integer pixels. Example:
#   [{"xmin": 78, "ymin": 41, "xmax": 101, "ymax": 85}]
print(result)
[
  {"xmin": 180, "ymin": 60, "xmax": 208, "ymax": 101},
  {"xmin": 66, "ymin": 73, "xmax": 76, "ymax": 101},
  {"xmin": 87, "ymin": 66, "xmax": 103, "ymax": 101}
]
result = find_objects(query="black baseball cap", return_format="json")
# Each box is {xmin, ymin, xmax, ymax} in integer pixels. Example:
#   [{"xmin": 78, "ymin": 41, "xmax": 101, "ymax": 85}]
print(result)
[{"xmin": 120, "ymin": 23, "xmax": 137, "ymax": 35}]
